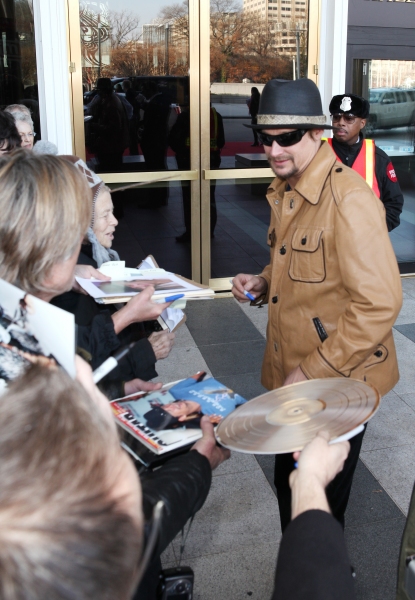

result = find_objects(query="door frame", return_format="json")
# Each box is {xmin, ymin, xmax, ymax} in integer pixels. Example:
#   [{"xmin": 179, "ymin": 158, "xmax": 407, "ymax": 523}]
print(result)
[{"xmin": 66, "ymin": 0, "xmax": 322, "ymax": 287}]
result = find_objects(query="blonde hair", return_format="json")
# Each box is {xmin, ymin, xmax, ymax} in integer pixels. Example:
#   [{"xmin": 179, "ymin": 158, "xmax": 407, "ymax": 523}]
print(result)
[
  {"xmin": 0, "ymin": 366, "xmax": 142, "ymax": 599},
  {"xmin": 0, "ymin": 151, "xmax": 91, "ymax": 295}
]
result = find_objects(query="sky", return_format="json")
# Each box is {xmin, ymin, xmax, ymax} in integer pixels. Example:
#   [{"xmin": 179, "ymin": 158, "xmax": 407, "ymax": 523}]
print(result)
[{"xmin": 112, "ymin": 0, "xmax": 170, "ymax": 27}]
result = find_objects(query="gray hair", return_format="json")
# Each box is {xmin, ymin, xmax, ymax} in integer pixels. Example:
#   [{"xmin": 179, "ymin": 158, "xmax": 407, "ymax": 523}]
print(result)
[
  {"xmin": 4, "ymin": 104, "xmax": 31, "ymax": 118},
  {"xmin": 7, "ymin": 110, "xmax": 34, "ymax": 130}
]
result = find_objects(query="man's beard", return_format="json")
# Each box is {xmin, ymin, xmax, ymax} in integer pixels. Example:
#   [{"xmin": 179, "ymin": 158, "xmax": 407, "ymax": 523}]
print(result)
[{"xmin": 267, "ymin": 155, "xmax": 299, "ymax": 180}]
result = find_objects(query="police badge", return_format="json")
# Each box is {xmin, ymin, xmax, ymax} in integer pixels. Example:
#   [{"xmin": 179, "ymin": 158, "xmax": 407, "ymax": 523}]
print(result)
[{"xmin": 340, "ymin": 96, "xmax": 352, "ymax": 112}]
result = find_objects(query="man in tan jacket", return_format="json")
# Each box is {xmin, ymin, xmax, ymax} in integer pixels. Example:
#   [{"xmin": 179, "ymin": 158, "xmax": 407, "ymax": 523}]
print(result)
[{"xmin": 232, "ymin": 78, "xmax": 402, "ymax": 531}]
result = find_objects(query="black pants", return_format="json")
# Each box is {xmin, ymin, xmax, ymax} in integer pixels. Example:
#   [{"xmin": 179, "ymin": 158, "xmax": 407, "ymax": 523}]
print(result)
[{"xmin": 274, "ymin": 425, "xmax": 367, "ymax": 532}]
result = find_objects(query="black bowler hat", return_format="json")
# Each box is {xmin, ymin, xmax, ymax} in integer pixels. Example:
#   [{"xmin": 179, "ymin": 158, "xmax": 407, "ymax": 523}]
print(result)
[
  {"xmin": 329, "ymin": 94, "xmax": 370, "ymax": 119},
  {"xmin": 245, "ymin": 78, "xmax": 333, "ymax": 130}
]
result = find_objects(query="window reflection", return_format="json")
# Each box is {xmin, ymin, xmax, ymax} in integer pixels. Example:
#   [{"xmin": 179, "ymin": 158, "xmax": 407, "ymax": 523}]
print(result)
[
  {"xmin": 80, "ymin": 1, "xmax": 190, "ymax": 175},
  {"xmin": 365, "ymin": 60, "xmax": 415, "ymax": 268},
  {"xmin": 210, "ymin": 0, "xmax": 309, "ymax": 168},
  {"xmin": 0, "ymin": 0, "xmax": 40, "ymax": 140}
]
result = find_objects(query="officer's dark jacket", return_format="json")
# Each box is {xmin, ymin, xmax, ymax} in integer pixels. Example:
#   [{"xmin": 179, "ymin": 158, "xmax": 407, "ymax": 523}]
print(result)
[{"xmin": 332, "ymin": 135, "xmax": 404, "ymax": 232}]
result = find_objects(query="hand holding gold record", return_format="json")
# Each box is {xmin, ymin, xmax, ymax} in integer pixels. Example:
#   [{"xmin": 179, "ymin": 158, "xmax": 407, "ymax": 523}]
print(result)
[{"xmin": 215, "ymin": 378, "xmax": 380, "ymax": 454}]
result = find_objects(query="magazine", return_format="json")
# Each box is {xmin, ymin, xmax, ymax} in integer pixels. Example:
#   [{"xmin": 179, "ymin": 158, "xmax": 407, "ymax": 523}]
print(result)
[
  {"xmin": 111, "ymin": 372, "xmax": 247, "ymax": 463},
  {"xmin": 76, "ymin": 269, "xmax": 214, "ymax": 303},
  {"xmin": 0, "ymin": 279, "xmax": 75, "ymax": 393},
  {"xmin": 76, "ymin": 253, "xmax": 214, "ymax": 304}
]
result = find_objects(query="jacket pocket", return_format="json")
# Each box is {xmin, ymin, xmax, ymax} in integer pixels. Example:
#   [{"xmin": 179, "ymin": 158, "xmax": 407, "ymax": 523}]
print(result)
[{"xmin": 289, "ymin": 228, "xmax": 325, "ymax": 283}]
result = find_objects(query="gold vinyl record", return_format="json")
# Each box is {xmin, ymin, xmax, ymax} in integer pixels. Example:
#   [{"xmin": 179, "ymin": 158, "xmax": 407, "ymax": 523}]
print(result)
[{"xmin": 215, "ymin": 378, "xmax": 380, "ymax": 454}]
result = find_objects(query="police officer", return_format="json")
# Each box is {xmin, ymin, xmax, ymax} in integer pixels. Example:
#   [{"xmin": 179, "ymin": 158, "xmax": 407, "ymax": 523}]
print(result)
[{"xmin": 328, "ymin": 93, "xmax": 404, "ymax": 231}]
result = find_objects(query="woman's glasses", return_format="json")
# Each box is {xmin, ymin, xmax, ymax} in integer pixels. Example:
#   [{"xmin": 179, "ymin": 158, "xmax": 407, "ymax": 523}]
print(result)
[
  {"xmin": 331, "ymin": 113, "xmax": 357, "ymax": 124},
  {"xmin": 258, "ymin": 129, "xmax": 307, "ymax": 148}
]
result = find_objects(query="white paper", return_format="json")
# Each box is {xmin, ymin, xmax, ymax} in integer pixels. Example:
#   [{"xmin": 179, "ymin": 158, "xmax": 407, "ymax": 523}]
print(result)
[
  {"xmin": 159, "ymin": 306, "xmax": 185, "ymax": 331},
  {"xmin": 0, "ymin": 279, "xmax": 75, "ymax": 390}
]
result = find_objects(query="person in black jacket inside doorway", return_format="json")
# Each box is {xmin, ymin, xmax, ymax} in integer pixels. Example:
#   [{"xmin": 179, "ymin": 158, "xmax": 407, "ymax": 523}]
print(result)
[{"xmin": 328, "ymin": 93, "xmax": 404, "ymax": 232}]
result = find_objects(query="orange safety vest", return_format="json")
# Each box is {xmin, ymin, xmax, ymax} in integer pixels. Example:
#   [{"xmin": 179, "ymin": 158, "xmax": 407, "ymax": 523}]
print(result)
[
  {"xmin": 185, "ymin": 107, "xmax": 219, "ymax": 149},
  {"xmin": 324, "ymin": 138, "xmax": 380, "ymax": 198}
]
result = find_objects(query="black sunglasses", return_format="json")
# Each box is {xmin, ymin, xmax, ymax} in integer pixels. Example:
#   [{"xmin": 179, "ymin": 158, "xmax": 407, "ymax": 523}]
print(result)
[
  {"xmin": 258, "ymin": 129, "xmax": 307, "ymax": 148},
  {"xmin": 331, "ymin": 113, "xmax": 357, "ymax": 124}
]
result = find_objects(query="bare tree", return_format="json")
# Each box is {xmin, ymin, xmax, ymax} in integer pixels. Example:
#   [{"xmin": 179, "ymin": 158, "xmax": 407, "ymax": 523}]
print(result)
[
  {"xmin": 109, "ymin": 10, "xmax": 141, "ymax": 49},
  {"xmin": 245, "ymin": 15, "xmax": 279, "ymax": 59},
  {"xmin": 210, "ymin": 0, "xmax": 250, "ymax": 58}
]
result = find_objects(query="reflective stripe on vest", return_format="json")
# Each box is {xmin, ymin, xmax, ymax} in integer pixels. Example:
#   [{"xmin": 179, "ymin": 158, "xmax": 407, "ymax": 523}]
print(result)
[{"xmin": 323, "ymin": 138, "xmax": 380, "ymax": 198}]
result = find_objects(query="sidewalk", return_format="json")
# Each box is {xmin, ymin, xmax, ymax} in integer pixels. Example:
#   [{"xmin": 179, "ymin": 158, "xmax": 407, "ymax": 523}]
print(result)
[{"xmin": 155, "ymin": 280, "xmax": 415, "ymax": 600}]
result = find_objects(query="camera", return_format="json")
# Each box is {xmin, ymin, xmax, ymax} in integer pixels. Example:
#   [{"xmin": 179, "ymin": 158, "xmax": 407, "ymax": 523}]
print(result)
[{"xmin": 157, "ymin": 566, "xmax": 194, "ymax": 600}]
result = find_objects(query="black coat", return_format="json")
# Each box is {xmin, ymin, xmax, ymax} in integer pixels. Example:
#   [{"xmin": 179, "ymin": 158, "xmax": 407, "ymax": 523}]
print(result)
[
  {"xmin": 52, "ymin": 245, "xmax": 157, "ymax": 397},
  {"xmin": 272, "ymin": 510, "xmax": 356, "ymax": 600},
  {"xmin": 134, "ymin": 451, "xmax": 212, "ymax": 600},
  {"xmin": 332, "ymin": 136, "xmax": 404, "ymax": 232}
]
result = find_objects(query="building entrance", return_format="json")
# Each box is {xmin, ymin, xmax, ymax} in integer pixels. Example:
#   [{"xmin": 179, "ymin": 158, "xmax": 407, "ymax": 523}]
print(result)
[{"xmin": 69, "ymin": 0, "xmax": 320, "ymax": 286}]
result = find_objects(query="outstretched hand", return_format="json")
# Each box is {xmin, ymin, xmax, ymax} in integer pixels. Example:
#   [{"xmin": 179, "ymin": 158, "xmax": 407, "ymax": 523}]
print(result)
[
  {"xmin": 191, "ymin": 416, "xmax": 230, "ymax": 470},
  {"xmin": 289, "ymin": 431, "xmax": 350, "ymax": 520},
  {"xmin": 112, "ymin": 286, "xmax": 172, "ymax": 334}
]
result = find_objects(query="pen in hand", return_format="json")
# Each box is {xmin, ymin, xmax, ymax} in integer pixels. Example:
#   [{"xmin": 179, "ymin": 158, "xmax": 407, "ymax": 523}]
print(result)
[{"xmin": 229, "ymin": 279, "xmax": 256, "ymax": 302}]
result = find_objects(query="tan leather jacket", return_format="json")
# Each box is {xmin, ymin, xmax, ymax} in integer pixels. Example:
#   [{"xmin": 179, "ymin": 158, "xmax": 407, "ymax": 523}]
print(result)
[{"xmin": 258, "ymin": 141, "xmax": 402, "ymax": 396}]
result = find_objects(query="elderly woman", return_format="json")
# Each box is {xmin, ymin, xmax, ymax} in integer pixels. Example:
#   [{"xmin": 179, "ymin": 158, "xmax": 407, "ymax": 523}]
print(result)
[
  {"xmin": 52, "ymin": 156, "xmax": 175, "ymax": 389},
  {"xmin": 0, "ymin": 151, "xmax": 170, "ymax": 396},
  {"xmin": 4, "ymin": 105, "xmax": 35, "ymax": 150}
]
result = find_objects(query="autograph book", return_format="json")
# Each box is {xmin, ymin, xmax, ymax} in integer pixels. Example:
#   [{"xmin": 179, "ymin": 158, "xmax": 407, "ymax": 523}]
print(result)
[{"xmin": 111, "ymin": 372, "xmax": 247, "ymax": 466}]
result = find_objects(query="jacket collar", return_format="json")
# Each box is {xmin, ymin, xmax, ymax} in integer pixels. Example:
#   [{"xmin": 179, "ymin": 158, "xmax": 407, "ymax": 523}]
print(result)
[{"xmin": 268, "ymin": 141, "xmax": 337, "ymax": 205}]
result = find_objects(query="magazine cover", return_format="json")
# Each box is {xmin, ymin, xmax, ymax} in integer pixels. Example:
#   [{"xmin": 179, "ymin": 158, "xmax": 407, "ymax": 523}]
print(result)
[
  {"xmin": 0, "ymin": 279, "xmax": 75, "ymax": 393},
  {"xmin": 111, "ymin": 372, "xmax": 248, "ymax": 457}
]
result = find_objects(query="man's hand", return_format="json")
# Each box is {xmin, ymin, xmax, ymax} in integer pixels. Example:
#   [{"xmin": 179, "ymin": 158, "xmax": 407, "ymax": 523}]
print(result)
[
  {"xmin": 148, "ymin": 331, "xmax": 175, "ymax": 360},
  {"xmin": 191, "ymin": 416, "xmax": 230, "ymax": 470},
  {"xmin": 72, "ymin": 265, "xmax": 111, "ymax": 294},
  {"xmin": 111, "ymin": 286, "xmax": 172, "ymax": 334},
  {"xmin": 231, "ymin": 274, "xmax": 268, "ymax": 303},
  {"xmin": 283, "ymin": 365, "xmax": 308, "ymax": 386},
  {"xmin": 124, "ymin": 378, "xmax": 163, "ymax": 396},
  {"xmin": 289, "ymin": 431, "xmax": 350, "ymax": 520}
]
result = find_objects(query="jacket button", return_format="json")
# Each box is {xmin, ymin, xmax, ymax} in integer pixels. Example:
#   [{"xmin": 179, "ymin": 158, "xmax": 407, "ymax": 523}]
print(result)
[
  {"xmin": 301, "ymin": 237, "xmax": 307, "ymax": 245},
  {"xmin": 274, "ymin": 342, "xmax": 278, "ymax": 351},
  {"xmin": 335, "ymin": 167, "xmax": 343, "ymax": 173},
  {"xmin": 272, "ymin": 295, "xmax": 278, "ymax": 304},
  {"xmin": 374, "ymin": 350, "xmax": 383, "ymax": 357},
  {"xmin": 279, "ymin": 245, "xmax": 286, "ymax": 255}
]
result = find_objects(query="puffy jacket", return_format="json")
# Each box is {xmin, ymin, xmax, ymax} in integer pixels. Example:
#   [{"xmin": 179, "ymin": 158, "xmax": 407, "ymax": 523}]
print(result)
[{"xmin": 257, "ymin": 141, "xmax": 402, "ymax": 395}]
